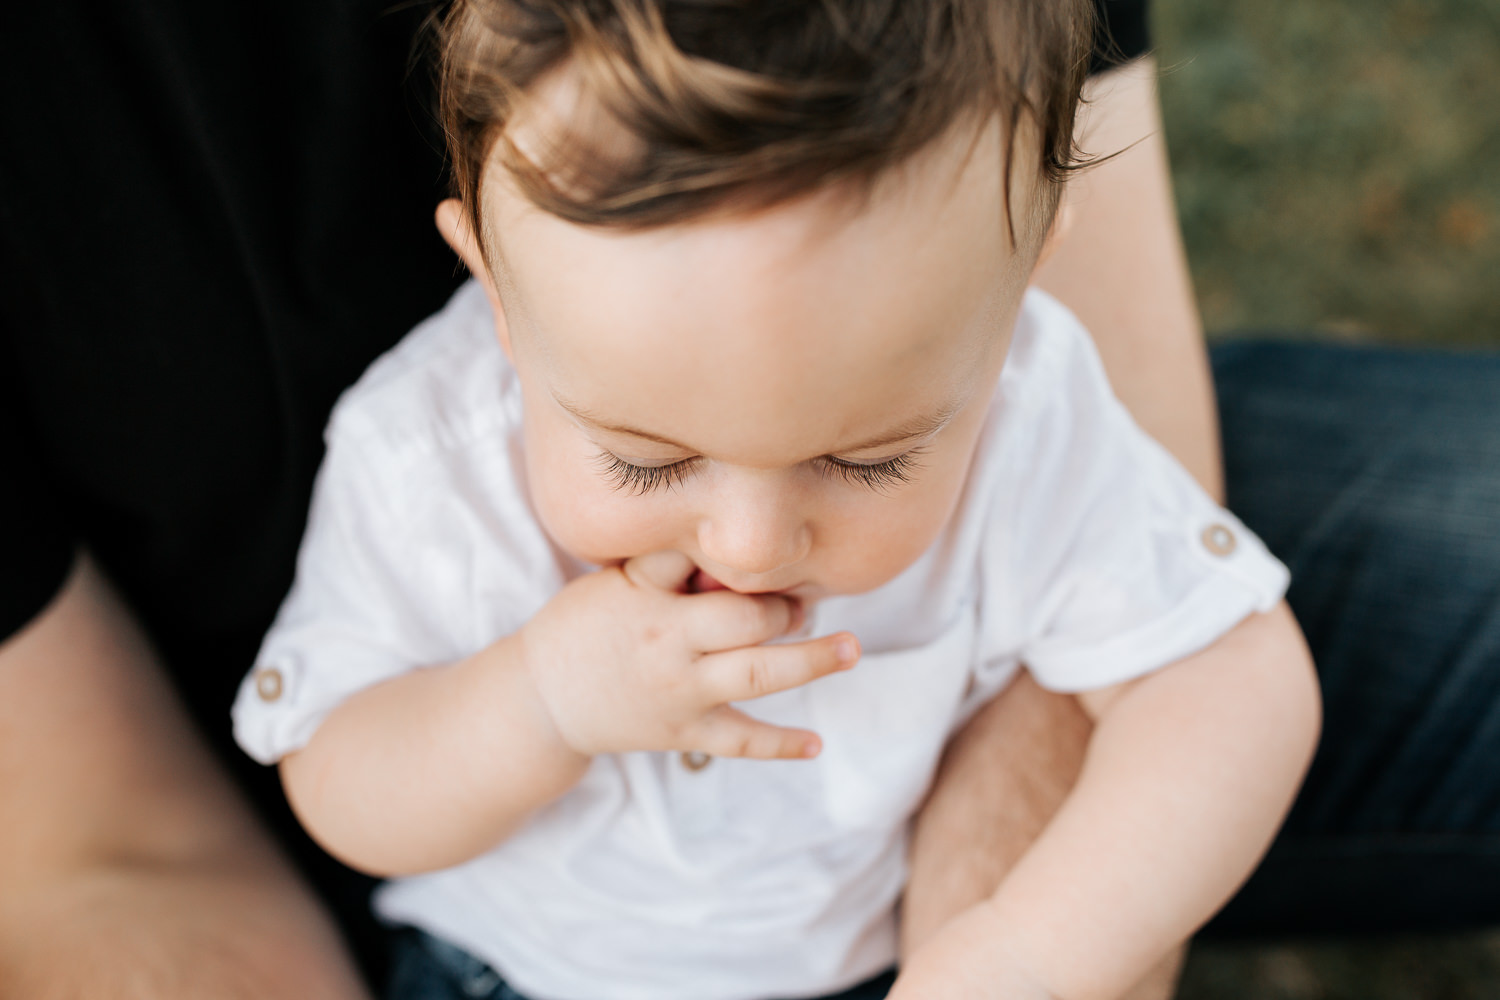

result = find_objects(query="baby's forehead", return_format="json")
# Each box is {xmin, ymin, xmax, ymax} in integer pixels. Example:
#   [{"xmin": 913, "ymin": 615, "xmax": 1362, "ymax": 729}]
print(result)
[
  {"xmin": 488, "ymin": 120, "xmax": 1032, "ymax": 467},
  {"xmin": 540, "ymin": 291, "xmax": 1001, "ymax": 470},
  {"xmin": 493, "ymin": 116, "xmax": 1027, "ymax": 323}
]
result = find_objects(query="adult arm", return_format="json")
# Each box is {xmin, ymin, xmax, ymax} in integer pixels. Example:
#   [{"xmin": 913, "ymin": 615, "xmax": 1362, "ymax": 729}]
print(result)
[
  {"xmin": 903, "ymin": 55, "xmax": 1220, "ymax": 974},
  {"xmin": 1035, "ymin": 57, "xmax": 1219, "ymax": 499},
  {"xmin": 0, "ymin": 553, "xmax": 370, "ymax": 1000}
]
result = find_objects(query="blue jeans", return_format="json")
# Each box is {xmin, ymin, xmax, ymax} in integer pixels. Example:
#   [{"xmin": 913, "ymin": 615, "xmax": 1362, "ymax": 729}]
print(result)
[
  {"xmin": 1205, "ymin": 340, "xmax": 1500, "ymax": 936},
  {"xmin": 385, "ymin": 342, "xmax": 1500, "ymax": 997},
  {"xmin": 385, "ymin": 928, "xmax": 897, "ymax": 1000}
]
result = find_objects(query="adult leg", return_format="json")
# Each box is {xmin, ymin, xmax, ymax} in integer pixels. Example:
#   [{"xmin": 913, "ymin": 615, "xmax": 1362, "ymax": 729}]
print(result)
[{"xmin": 1206, "ymin": 340, "xmax": 1500, "ymax": 936}]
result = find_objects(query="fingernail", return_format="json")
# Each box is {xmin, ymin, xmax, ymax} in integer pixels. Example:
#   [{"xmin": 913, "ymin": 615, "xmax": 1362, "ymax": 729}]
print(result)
[
  {"xmin": 836, "ymin": 635, "xmax": 859, "ymax": 664},
  {"xmin": 802, "ymin": 736, "xmax": 822, "ymax": 758}
]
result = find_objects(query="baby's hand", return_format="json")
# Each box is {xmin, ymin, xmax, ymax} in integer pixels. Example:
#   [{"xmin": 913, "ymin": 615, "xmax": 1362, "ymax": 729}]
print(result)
[{"xmin": 519, "ymin": 551, "xmax": 858, "ymax": 760}]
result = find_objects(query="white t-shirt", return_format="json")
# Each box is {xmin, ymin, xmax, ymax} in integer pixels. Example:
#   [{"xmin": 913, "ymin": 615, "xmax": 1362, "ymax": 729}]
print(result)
[{"xmin": 233, "ymin": 281, "xmax": 1288, "ymax": 1000}]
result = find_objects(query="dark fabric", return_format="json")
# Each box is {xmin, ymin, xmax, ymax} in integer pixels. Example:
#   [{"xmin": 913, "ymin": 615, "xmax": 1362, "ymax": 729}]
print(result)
[
  {"xmin": 1205, "ymin": 341, "xmax": 1500, "ymax": 937},
  {"xmin": 1090, "ymin": 0, "xmax": 1153, "ymax": 74},
  {"xmin": 0, "ymin": 0, "xmax": 464, "ymax": 979},
  {"xmin": 385, "ymin": 928, "xmax": 898, "ymax": 1000},
  {"xmin": 0, "ymin": 314, "xmax": 74, "ymax": 639}
]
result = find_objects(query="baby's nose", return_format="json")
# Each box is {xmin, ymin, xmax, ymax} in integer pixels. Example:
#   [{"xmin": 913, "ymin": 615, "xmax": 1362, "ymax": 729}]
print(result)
[{"xmin": 696, "ymin": 500, "xmax": 812, "ymax": 579}]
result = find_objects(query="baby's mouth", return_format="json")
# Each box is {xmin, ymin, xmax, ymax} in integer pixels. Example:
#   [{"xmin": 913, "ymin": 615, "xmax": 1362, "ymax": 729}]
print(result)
[
  {"xmin": 688, "ymin": 566, "xmax": 807, "ymax": 600},
  {"xmin": 688, "ymin": 568, "xmax": 730, "ymax": 594}
]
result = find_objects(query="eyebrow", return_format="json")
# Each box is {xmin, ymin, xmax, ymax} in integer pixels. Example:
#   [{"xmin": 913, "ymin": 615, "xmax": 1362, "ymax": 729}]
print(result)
[{"xmin": 554, "ymin": 394, "xmax": 961, "ymax": 455}]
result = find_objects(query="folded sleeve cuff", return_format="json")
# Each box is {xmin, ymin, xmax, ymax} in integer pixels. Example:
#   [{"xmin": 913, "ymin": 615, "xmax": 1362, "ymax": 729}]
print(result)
[{"xmin": 1025, "ymin": 509, "xmax": 1291, "ymax": 693}]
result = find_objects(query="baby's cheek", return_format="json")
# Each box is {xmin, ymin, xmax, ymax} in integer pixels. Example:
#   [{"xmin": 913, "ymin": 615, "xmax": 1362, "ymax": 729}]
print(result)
[
  {"xmin": 544, "ymin": 496, "xmax": 649, "ymax": 565},
  {"xmin": 525, "ymin": 451, "xmax": 673, "ymax": 566},
  {"xmin": 815, "ymin": 475, "xmax": 967, "ymax": 594},
  {"xmin": 819, "ymin": 522, "xmax": 939, "ymax": 594}
]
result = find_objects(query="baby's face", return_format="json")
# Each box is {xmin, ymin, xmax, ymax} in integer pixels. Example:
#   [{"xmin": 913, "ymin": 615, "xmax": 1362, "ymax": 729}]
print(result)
[{"xmin": 456, "ymin": 118, "xmax": 1044, "ymax": 600}]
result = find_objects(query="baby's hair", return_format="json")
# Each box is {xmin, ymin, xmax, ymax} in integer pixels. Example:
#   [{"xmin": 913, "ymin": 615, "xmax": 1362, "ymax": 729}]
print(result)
[{"xmin": 437, "ymin": 0, "xmax": 1094, "ymax": 248}]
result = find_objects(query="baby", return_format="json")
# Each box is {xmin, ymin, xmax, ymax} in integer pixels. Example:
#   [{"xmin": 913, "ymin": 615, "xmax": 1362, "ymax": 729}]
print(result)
[{"xmin": 233, "ymin": 2, "xmax": 1320, "ymax": 998}]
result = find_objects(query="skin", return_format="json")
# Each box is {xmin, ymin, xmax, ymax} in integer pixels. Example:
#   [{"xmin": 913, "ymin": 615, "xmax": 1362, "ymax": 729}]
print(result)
[
  {"xmin": 1035, "ymin": 60, "xmax": 1219, "ymax": 500},
  {"xmin": 487, "ymin": 122, "xmax": 1037, "ymax": 602},
  {"xmin": 283, "ymin": 64, "xmax": 1321, "ymax": 1000}
]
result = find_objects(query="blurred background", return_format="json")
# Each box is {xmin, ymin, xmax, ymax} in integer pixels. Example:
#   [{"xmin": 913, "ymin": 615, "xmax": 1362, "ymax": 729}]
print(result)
[
  {"xmin": 1152, "ymin": 0, "xmax": 1500, "ymax": 995},
  {"xmin": 1159, "ymin": 0, "xmax": 1499, "ymax": 347}
]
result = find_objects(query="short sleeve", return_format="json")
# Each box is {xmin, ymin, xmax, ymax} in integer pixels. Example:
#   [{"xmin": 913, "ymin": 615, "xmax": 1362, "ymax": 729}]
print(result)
[
  {"xmin": 984, "ymin": 295, "xmax": 1288, "ymax": 694},
  {"xmin": 232, "ymin": 282, "xmax": 550, "ymax": 765},
  {"xmin": 231, "ymin": 430, "xmax": 473, "ymax": 764},
  {"xmin": 1090, "ymin": 0, "xmax": 1152, "ymax": 75}
]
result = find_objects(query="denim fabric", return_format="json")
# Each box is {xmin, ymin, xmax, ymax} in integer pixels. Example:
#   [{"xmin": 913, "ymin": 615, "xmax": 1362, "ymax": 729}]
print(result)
[
  {"xmin": 387, "ymin": 929, "xmax": 524, "ymax": 1000},
  {"xmin": 1206, "ymin": 341, "xmax": 1500, "ymax": 936},
  {"xmin": 385, "ymin": 928, "xmax": 897, "ymax": 1000}
]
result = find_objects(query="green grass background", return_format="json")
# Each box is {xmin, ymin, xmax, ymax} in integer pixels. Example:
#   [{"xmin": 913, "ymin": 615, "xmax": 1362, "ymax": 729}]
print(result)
[
  {"xmin": 1152, "ymin": 0, "xmax": 1500, "ymax": 993},
  {"xmin": 1157, "ymin": 0, "xmax": 1500, "ymax": 346}
]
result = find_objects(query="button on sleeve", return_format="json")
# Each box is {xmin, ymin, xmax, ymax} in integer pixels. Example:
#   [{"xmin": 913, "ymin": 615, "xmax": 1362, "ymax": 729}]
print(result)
[
  {"xmin": 231, "ymin": 431, "xmax": 469, "ymax": 765},
  {"xmin": 982, "ymin": 292, "xmax": 1290, "ymax": 694}
]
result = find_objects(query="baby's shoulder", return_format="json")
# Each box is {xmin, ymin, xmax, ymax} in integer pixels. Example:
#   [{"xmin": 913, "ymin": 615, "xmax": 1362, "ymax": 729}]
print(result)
[
  {"xmin": 994, "ymin": 287, "xmax": 1111, "ymax": 419},
  {"xmin": 325, "ymin": 281, "xmax": 518, "ymax": 459},
  {"xmin": 965, "ymin": 288, "xmax": 1120, "ymax": 491}
]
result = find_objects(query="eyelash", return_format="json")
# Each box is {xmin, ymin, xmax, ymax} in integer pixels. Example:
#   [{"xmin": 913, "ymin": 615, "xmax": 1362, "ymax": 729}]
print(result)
[
  {"xmin": 595, "ymin": 452, "xmax": 700, "ymax": 495},
  {"xmin": 594, "ymin": 449, "xmax": 927, "ymax": 496}
]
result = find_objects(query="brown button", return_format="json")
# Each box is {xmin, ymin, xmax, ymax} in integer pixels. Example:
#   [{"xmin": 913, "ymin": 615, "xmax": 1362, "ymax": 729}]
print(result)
[
  {"xmin": 1201, "ymin": 523, "xmax": 1238, "ymax": 557},
  {"xmin": 255, "ymin": 667, "xmax": 284, "ymax": 703},
  {"xmin": 680, "ymin": 751, "xmax": 712, "ymax": 772}
]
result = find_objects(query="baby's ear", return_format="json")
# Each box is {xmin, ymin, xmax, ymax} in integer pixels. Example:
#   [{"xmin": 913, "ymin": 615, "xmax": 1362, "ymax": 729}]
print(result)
[{"xmin": 435, "ymin": 199, "xmax": 514, "ymax": 357}]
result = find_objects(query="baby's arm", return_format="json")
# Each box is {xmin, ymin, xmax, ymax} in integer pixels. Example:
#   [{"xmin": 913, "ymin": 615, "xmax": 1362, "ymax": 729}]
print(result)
[
  {"xmin": 280, "ymin": 551, "xmax": 856, "ymax": 877},
  {"xmin": 278, "ymin": 616, "xmax": 586, "ymax": 877},
  {"xmin": 891, "ymin": 602, "xmax": 1319, "ymax": 1000}
]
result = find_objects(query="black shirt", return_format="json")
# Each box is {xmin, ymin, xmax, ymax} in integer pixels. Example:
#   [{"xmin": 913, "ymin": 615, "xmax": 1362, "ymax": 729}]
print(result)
[{"xmin": 0, "ymin": 0, "xmax": 1149, "ymax": 974}]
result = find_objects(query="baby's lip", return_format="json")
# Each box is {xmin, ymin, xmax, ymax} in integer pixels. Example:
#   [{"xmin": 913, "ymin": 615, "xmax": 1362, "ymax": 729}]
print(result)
[
  {"xmin": 689, "ymin": 568, "xmax": 731, "ymax": 593},
  {"xmin": 689, "ymin": 567, "xmax": 796, "ymax": 597}
]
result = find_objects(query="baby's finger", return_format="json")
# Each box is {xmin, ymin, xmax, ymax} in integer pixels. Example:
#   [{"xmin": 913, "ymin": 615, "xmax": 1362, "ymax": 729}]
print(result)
[
  {"xmin": 681, "ymin": 591, "xmax": 804, "ymax": 652},
  {"xmin": 621, "ymin": 550, "xmax": 698, "ymax": 593},
  {"xmin": 691, "ymin": 706, "xmax": 824, "ymax": 761},
  {"xmin": 698, "ymin": 631, "xmax": 859, "ymax": 703}
]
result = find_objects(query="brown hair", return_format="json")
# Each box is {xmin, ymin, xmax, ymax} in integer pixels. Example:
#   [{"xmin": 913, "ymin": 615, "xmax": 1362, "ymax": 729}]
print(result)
[{"xmin": 437, "ymin": 0, "xmax": 1094, "ymax": 247}]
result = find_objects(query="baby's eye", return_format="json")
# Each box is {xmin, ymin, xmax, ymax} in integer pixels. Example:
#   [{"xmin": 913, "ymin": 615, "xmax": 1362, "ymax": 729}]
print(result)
[
  {"xmin": 595, "ymin": 447, "xmax": 927, "ymax": 496},
  {"xmin": 595, "ymin": 451, "xmax": 700, "ymax": 495},
  {"xmin": 818, "ymin": 448, "xmax": 927, "ymax": 493}
]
